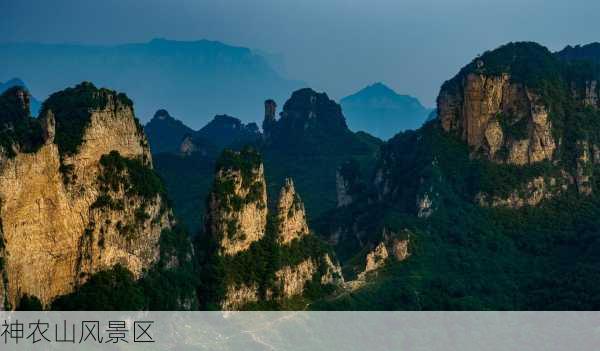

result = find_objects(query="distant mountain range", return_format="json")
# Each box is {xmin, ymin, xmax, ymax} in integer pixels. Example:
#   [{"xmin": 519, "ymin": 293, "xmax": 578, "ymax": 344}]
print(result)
[
  {"xmin": 340, "ymin": 82, "xmax": 433, "ymax": 140},
  {"xmin": 0, "ymin": 78, "xmax": 41, "ymax": 116},
  {"xmin": 0, "ymin": 39, "xmax": 304, "ymax": 127}
]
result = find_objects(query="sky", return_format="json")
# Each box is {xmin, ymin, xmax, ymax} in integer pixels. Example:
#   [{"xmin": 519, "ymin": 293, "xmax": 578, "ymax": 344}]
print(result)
[{"xmin": 1, "ymin": 0, "xmax": 600, "ymax": 107}]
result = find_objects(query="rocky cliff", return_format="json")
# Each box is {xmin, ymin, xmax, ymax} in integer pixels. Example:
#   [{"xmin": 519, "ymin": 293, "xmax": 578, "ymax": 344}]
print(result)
[
  {"xmin": 203, "ymin": 148, "xmax": 342, "ymax": 310},
  {"xmin": 261, "ymin": 88, "xmax": 381, "ymax": 218},
  {"xmin": 438, "ymin": 57, "xmax": 557, "ymax": 166},
  {"xmin": 0, "ymin": 82, "xmax": 173, "ymax": 309},
  {"xmin": 276, "ymin": 179, "xmax": 309, "ymax": 245},
  {"xmin": 205, "ymin": 149, "xmax": 268, "ymax": 256},
  {"xmin": 312, "ymin": 42, "xmax": 600, "ymax": 311},
  {"xmin": 435, "ymin": 42, "xmax": 600, "ymax": 207}
]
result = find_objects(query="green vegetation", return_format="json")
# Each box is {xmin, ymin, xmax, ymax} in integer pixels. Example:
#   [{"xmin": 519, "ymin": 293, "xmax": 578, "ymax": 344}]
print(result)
[
  {"xmin": 41, "ymin": 81, "xmax": 133, "ymax": 156},
  {"xmin": 313, "ymin": 116, "xmax": 600, "ymax": 310},
  {"xmin": 497, "ymin": 113, "xmax": 529, "ymax": 140},
  {"xmin": 215, "ymin": 147, "xmax": 262, "ymax": 188},
  {"xmin": 51, "ymin": 227, "xmax": 197, "ymax": 311},
  {"xmin": 16, "ymin": 294, "xmax": 43, "ymax": 311},
  {"xmin": 153, "ymin": 151, "xmax": 216, "ymax": 234},
  {"xmin": 440, "ymin": 42, "xmax": 563, "ymax": 94},
  {"xmin": 198, "ymin": 150, "xmax": 338, "ymax": 309},
  {"xmin": 51, "ymin": 265, "xmax": 146, "ymax": 310},
  {"xmin": 0, "ymin": 87, "xmax": 44, "ymax": 157},
  {"xmin": 97, "ymin": 150, "xmax": 165, "ymax": 200}
]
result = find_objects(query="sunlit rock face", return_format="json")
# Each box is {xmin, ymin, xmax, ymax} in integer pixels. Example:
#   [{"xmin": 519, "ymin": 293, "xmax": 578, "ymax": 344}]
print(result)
[
  {"xmin": 438, "ymin": 72, "xmax": 556, "ymax": 166},
  {"xmin": 204, "ymin": 149, "xmax": 342, "ymax": 310},
  {"xmin": 276, "ymin": 179, "xmax": 309, "ymax": 245},
  {"xmin": 0, "ymin": 83, "xmax": 172, "ymax": 308}
]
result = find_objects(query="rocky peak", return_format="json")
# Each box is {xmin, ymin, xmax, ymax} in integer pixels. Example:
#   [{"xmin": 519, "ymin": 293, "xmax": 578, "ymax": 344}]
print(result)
[
  {"xmin": 144, "ymin": 109, "xmax": 194, "ymax": 154},
  {"xmin": 280, "ymin": 88, "xmax": 348, "ymax": 129},
  {"xmin": 40, "ymin": 109, "xmax": 56, "ymax": 144},
  {"xmin": 205, "ymin": 148, "xmax": 267, "ymax": 256},
  {"xmin": 192, "ymin": 114, "xmax": 261, "ymax": 151},
  {"xmin": 41, "ymin": 81, "xmax": 144, "ymax": 158},
  {"xmin": 153, "ymin": 109, "xmax": 171, "ymax": 120},
  {"xmin": 361, "ymin": 82, "xmax": 397, "ymax": 96},
  {"xmin": 262, "ymin": 88, "xmax": 352, "ymax": 147},
  {"xmin": 431, "ymin": 42, "xmax": 600, "ymax": 207},
  {"xmin": 276, "ymin": 178, "xmax": 309, "ymax": 244},
  {"xmin": 437, "ymin": 43, "xmax": 560, "ymax": 166},
  {"xmin": 0, "ymin": 82, "xmax": 172, "ymax": 308},
  {"xmin": 263, "ymin": 99, "xmax": 278, "ymax": 139},
  {"xmin": 1, "ymin": 86, "xmax": 30, "ymax": 120},
  {"xmin": 0, "ymin": 87, "xmax": 43, "ymax": 158},
  {"xmin": 203, "ymin": 149, "xmax": 342, "ymax": 309}
]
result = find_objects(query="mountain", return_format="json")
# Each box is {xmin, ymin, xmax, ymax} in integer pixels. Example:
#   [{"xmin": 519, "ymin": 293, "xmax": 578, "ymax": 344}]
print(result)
[
  {"xmin": 340, "ymin": 82, "xmax": 433, "ymax": 140},
  {"xmin": 151, "ymin": 114, "xmax": 261, "ymax": 233},
  {"xmin": 556, "ymin": 42, "xmax": 600, "ymax": 63},
  {"xmin": 313, "ymin": 41, "xmax": 600, "ymax": 310},
  {"xmin": 144, "ymin": 109, "xmax": 194, "ymax": 154},
  {"xmin": 192, "ymin": 114, "xmax": 261, "ymax": 150},
  {"xmin": 0, "ymin": 78, "xmax": 41, "ymax": 116},
  {"xmin": 262, "ymin": 88, "xmax": 382, "ymax": 218},
  {"xmin": 0, "ymin": 82, "xmax": 196, "ymax": 310},
  {"xmin": 0, "ymin": 39, "xmax": 303, "ymax": 127},
  {"xmin": 150, "ymin": 89, "xmax": 381, "ymax": 234},
  {"xmin": 197, "ymin": 148, "xmax": 342, "ymax": 309}
]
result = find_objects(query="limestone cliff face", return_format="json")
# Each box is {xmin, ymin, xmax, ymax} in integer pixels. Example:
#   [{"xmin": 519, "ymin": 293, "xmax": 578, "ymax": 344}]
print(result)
[
  {"xmin": 204, "ymin": 150, "xmax": 342, "ymax": 309},
  {"xmin": 434, "ymin": 43, "xmax": 600, "ymax": 207},
  {"xmin": 179, "ymin": 135, "xmax": 196, "ymax": 156},
  {"xmin": 205, "ymin": 152, "xmax": 267, "ymax": 256},
  {"xmin": 571, "ymin": 80, "xmax": 600, "ymax": 108},
  {"xmin": 276, "ymin": 179, "xmax": 309, "ymax": 245},
  {"xmin": 0, "ymin": 83, "xmax": 172, "ymax": 308},
  {"xmin": 438, "ymin": 72, "xmax": 556, "ymax": 166},
  {"xmin": 346, "ymin": 228, "xmax": 410, "ymax": 290},
  {"xmin": 221, "ymin": 283, "xmax": 259, "ymax": 311},
  {"xmin": 476, "ymin": 175, "xmax": 570, "ymax": 209},
  {"xmin": 335, "ymin": 170, "xmax": 353, "ymax": 207}
]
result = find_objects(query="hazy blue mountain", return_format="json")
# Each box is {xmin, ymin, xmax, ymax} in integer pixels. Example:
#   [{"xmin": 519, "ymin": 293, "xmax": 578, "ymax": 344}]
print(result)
[
  {"xmin": 426, "ymin": 109, "xmax": 438, "ymax": 122},
  {"xmin": 340, "ymin": 82, "xmax": 433, "ymax": 140},
  {"xmin": 0, "ymin": 78, "xmax": 41, "ymax": 116},
  {"xmin": 0, "ymin": 39, "xmax": 303, "ymax": 127},
  {"xmin": 144, "ymin": 109, "xmax": 194, "ymax": 154},
  {"xmin": 192, "ymin": 114, "xmax": 261, "ymax": 150}
]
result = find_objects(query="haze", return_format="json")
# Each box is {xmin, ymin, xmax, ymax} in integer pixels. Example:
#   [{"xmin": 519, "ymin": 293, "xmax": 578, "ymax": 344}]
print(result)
[{"xmin": 2, "ymin": 0, "xmax": 599, "ymax": 107}]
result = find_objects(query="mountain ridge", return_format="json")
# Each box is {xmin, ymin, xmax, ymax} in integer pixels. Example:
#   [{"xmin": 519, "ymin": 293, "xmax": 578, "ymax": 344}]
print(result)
[{"xmin": 0, "ymin": 38, "xmax": 304, "ymax": 127}]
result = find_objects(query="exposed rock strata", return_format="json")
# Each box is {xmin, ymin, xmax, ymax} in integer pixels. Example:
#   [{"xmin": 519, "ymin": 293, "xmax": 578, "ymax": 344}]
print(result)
[
  {"xmin": 205, "ymin": 150, "xmax": 342, "ymax": 309},
  {"xmin": 276, "ymin": 179, "xmax": 309, "ymax": 245},
  {"xmin": 0, "ymin": 83, "xmax": 172, "ymax": 308},
  {"xmin": 438, "ymin": 73, "xmax": 556, "ymax": 165},
  {"xmin": 206, "ymin": 159, "xmax": 267, "ymax": 256}
]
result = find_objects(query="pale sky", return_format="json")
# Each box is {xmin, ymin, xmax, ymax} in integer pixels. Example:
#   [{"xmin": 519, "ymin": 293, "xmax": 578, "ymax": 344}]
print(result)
[{"xmin": 2, "ymin": 0, "xmax": 599, "ymax": 106}]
